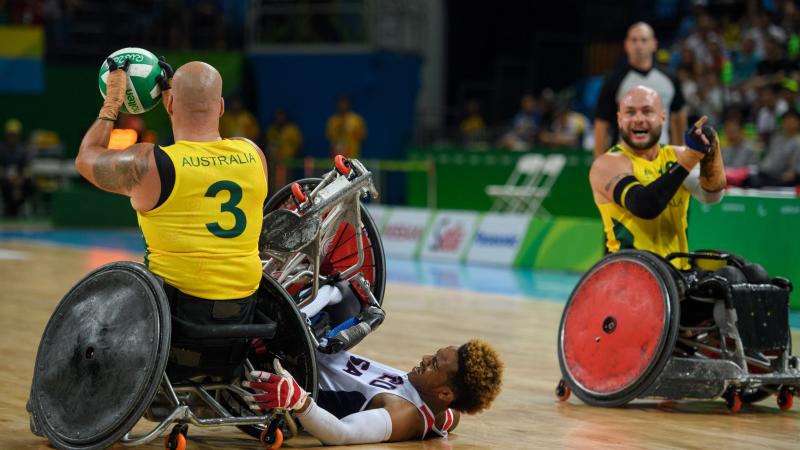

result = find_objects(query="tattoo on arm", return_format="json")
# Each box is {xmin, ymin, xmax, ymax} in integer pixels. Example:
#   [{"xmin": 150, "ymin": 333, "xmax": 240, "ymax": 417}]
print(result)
[
  {"xmin": 699, "ymin": 148, "xmax": 724, "ymax": 192},
  {"xmin": 604, "ymin": 173, "xmax": 628, "ymax": 193},
  {"xmin": 92, "ymin": 145, "xmax": 152, "ymax": 193}
]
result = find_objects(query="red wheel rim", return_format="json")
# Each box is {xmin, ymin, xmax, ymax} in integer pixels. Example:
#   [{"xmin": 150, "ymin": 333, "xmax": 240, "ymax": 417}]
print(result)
[
  {"xmin": 320, "ymin": 221, "xmax": 376, "ymax": 293},
  {"xmin": 334, "ymin": 154, "xmax": 351, "ymax": 176},
  {"xmin": 562, "ymin": 258, "xmax": 669, "ymax": 395}
]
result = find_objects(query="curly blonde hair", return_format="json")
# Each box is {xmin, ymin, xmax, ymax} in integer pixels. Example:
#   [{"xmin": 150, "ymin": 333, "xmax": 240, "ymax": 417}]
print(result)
[{"xmin": 449, "ymin": 339, "xmax": 504, "ymax": 414}]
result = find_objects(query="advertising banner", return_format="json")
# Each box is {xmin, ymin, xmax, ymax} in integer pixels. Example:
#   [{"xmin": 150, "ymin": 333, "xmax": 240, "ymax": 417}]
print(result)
[
  {"xmin": 381, "ymin": 207, "xmax": 432, "ymax": 258},
  {"xmin": 466, "ymin": 213, "xmax": 531, "ymax": 266},
  {"xmin": 420, "ymin": 210, "xmax": 480, "ymax": 262}
]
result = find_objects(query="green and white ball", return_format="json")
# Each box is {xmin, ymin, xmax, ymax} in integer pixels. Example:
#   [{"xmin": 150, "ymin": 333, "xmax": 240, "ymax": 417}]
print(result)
[{"xmin": 98, "ymin": 47, "xmax": 163, "ymax": 115}]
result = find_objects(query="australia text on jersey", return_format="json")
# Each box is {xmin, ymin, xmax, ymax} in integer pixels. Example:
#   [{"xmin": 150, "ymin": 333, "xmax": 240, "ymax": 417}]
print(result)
[{"xmin": 181, "ymin": 153, "xmax": 256, "ymax": 167}]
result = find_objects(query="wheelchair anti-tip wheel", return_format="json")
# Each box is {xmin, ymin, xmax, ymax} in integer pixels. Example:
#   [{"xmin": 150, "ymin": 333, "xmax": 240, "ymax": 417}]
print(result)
[
  {"xmin": 557, "ymin": 250, "xmax": 681, "ymax": 407},
  {"xmin": 262, "ymin": 177, "xmax": 386, "ymax": 306}
]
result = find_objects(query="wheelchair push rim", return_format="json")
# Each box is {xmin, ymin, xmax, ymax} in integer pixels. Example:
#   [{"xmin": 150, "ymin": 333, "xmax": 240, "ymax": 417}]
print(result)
[
  {"xmin": 558, "ymin": 250, "xmax": 681, "ymax": 406},
  {"xmin": 262, "ymin": 177, "xmax": 386, "ymax": 306}
]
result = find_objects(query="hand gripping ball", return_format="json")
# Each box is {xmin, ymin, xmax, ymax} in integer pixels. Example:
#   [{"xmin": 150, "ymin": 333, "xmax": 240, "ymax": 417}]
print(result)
[{"xmin": 98, "ymin": 47, "xmax": 164, "ymax": 114}]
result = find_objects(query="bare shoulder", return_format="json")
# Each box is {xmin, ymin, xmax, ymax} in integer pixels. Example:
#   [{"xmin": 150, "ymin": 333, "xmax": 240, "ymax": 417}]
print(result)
[
  {"xmin": 589, "ymin": 152, "xmax": 633, "ymax": 203},
  {"xmin": 229, "ymin": 136, "xmax": 262, "ymax": 151},
  {"xmin": 590, "ymin": 152, "xmax": 631, "ymax": 184}
]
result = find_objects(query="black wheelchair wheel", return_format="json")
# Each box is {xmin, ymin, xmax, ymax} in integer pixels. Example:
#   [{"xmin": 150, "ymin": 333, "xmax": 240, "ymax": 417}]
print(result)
[
  {"xmin": 558, "ymin": 250, "xmax": 681, "ymax": 407},
  {"xmin": 221, "ymin": 274, "xmax": 318, "ymax": 440},
  {"xmin": 29, "ymin": 262, "xmax": 171, "ymax": 450},
  {"xmin": 262, "ymin": 178, "xmax": 386, "ymax": 306}
]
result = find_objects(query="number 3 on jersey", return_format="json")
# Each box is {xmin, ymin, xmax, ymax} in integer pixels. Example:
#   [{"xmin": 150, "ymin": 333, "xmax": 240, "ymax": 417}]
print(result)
[{"xmin": 205, "ymin": 180, "xmax": 246, "ymax": 238}]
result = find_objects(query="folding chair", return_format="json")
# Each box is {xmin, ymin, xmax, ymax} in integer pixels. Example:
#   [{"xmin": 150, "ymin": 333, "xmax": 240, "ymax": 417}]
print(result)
[{"xmin": 485, "ymin": 153, "xmax": 566, "ymax": 216}]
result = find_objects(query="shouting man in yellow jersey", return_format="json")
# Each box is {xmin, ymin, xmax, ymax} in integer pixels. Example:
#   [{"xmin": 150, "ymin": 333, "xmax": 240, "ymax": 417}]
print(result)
[
  {"xmin": 589, "ymin": 86, "xmax": 726, "ymax": 268},
  {"xmin": 75, "ymin": 59, "xmax": 268, "ymax": 339}
]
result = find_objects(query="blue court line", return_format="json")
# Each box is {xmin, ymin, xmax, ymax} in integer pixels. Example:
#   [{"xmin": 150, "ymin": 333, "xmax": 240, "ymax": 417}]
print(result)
[{"xmin": 1, "ymin": 228, "xmax": 799, "ymax": 328}]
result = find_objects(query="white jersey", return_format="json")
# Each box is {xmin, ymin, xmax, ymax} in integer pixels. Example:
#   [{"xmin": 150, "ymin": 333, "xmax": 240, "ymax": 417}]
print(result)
[{"xmin": 315, "ymin": 351, "xmax": 455, "ymax": 439}]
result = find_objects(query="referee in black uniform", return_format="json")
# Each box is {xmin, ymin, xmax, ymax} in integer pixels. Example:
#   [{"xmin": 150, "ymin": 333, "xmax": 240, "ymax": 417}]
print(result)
[{"xmin": 593, "ymin": 22, "xmax": 687, "ymax": 158}]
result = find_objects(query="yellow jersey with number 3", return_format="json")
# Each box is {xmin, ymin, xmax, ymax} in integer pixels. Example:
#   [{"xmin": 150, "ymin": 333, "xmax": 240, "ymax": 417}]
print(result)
[
  {"xmin": 137, "ymin": 139, "xmax": 267, "ymax": 299},
  {"xmin": 595, "ymin": 144, "xmax": 690, "ymax": 269}
]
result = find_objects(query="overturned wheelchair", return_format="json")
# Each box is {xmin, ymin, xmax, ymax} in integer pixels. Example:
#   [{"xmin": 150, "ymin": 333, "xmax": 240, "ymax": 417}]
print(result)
[
  {"xmin": 261, "ymin": 155, "xmax": 385, "ymax": 353},
  {"xmin": 556, "ymin": 250, "xmax": 799, "ymax": 413},
  {"xmin": 27, "ymin": 157, "xmax": 386, "ymax": 449}
]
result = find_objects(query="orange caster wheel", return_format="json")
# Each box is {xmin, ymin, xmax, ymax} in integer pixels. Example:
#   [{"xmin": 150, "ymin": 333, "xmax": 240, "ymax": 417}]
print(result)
[
  {"xmin": 777, "ymin": 388, "xmax": 794, "ymax": 411},
  {"xmin": 725, "ymin": 390, "xmax": 742, "ymax": 414},
  {"xmin": 260, "ymin": 425, "xmax": 283, "ymax": 450},
  {"xmin": 290, "ymin": 182, "xmax": 307, "ymax": 203},
  {"xmin": 334, "ymin": 154, "xmax": 351, "ymax": 176},
  {"xmin": 555, "ymin": 379, "xmax": 571, "ymax": 402},
  {"xmin": 165, "ymin": 424, "xmax": 188, "ymax": 450}
]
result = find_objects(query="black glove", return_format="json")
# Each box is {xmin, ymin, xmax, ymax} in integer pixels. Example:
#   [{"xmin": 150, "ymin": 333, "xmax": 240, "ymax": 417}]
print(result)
[
  {"xmin": 156, "ymin": 56, "xmax": 174, "ymax": 91},
  {"xmin": 684, "ymin": 124, "xmax": 716, "ymax": 155},
  {"xmin": 106, "ymin": 57, "xmax": 131, "ymax": 72}
]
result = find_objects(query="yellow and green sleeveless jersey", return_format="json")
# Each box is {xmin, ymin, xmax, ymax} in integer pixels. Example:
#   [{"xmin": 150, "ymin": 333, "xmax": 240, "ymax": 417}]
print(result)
[
  {"xmin": 596, "ymin": 144, "xmax": 690, "ymax": 269},
  {"xmin": 137, "ymin": 139, "xmax": 267, "ymax": 299}
]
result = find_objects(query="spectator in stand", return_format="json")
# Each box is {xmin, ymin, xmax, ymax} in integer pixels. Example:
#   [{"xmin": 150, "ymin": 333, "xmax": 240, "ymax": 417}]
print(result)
[
  {"xmin": 756, "ymin": 36, "xmax": 795, "ymax": 80},
  {"xmin": 498, "ymin": 92, "xmax": 539, "ymax": 151},
  {"xmin": 744, "ymin": 11, "xmax": 788, "ymax": 59},
  {"xmin": 326, "ymin": 95, "xmax": 367, "ymax": 158},
  {"xmin": 732, "ymin": 35, "xmax": 762, "ymax": 85},
  {"xmin": 539, "ymin": 103, "xmax": 590, "ymax": 150},
  {"xmin": 265, "ymin": 108, "xmax": 303, "ymax": 164},
  {"xmin": 721, "ymin": 113, "xmax": 759, "ymax": 187},
  {"xmin": 776, "ymin": 78, "xmax": 799, "ymax": 116},
  {"xmin": 220, "ymin": 96, "xmax": 261, "ymax": 143},
  {"xmin": 0, "ymin": 119, "xmax": 34, "ymax": 217},
  {"xmin": 459, "ymin": 99, "xmax": 487, "ymax": 147},
  {"xmin": 755, "ymin": 84, "xmax": 780, "ymax": 144},
  {"xmin": 721, "ymin": 113, "xmax": 758, "ymax": 169},
  {"xmin": 695, "ymin": 72, "xmax": 724, "ymax": 126},
  {"xmin": 746, "ymin": 108, "xmax": 800, "ymax": 187}
]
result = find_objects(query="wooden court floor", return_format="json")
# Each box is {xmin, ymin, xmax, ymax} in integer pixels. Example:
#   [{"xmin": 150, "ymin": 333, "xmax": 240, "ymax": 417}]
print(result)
[{"xmin": 0, "ymin": 240, "xmax": 798, "ymax": 450}]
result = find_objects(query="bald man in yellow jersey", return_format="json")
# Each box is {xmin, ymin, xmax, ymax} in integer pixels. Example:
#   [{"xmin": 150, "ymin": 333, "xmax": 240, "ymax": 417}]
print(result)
[
  {"xmin": 589, "ymin": 86, "xmax": 726, "ymax": 269},
  {"xmin": 76, "ymin": 59, "xmax": 268, "ymax": 335}
]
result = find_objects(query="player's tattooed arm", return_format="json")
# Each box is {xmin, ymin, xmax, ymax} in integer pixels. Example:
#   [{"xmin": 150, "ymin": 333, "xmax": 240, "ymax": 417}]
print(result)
[
  {"xmin": 76, "ymin": 117, "xmax": 156, "ymax": 196},
  {"xmin": 92, "ymin": 144, "xmax": 153, "ymax": 194}
]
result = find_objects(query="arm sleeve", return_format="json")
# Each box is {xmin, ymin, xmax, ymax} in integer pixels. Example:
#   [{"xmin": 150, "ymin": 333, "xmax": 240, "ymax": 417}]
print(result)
[
  {"xmin": 682, "ymin": 166, "xmax": 724, "ymax": 204},
  {"xmin": 612, "ymin": 164, "xmax": 691, "ymax": 219},
  {"xmin": 295, "ymin": 400, "xmax": 393, "ymax": 445}
]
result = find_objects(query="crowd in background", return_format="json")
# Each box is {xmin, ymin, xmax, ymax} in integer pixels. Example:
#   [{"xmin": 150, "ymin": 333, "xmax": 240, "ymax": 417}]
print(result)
[
  {"xmin": 454, "ymin": 1, "xmax": 800, "ymax": 188},
  {"xmin": 4, "ymin": 1, "xmax": 800, "ymax": 218}
]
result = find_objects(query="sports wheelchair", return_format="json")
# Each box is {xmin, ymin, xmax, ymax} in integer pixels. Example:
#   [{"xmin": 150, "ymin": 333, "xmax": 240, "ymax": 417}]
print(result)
[
  {"xmin": 556, "ymin": 249, "xmax": 799, "ymax": 413},
  {"xmin": 27, "ymin": 157, "xmax": 385, "ymax": 450}
]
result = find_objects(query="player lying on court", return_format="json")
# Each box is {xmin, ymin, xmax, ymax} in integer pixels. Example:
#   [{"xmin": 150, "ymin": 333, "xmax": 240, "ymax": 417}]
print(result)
[{"xmin": 242, "ymin": 339, "xmax": 504, "ymax": 445}]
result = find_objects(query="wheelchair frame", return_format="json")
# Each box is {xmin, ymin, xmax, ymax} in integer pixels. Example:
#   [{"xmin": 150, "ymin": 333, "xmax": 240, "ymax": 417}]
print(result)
[
  {"xmin": 556, "ymin": 250, "xmax": 799, "ymax": 412},
  {"xmin": 261, "ymin": 158, "xmax": 382, "ymax": 327}
]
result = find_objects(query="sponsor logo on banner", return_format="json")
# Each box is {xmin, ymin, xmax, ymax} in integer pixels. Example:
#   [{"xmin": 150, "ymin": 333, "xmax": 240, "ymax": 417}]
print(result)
[
  {"xmin": 421, "ymin": 211, "xmax": 480, "ymax": 262},
  {"xmin": 467, "ymin": 213, "xmax": 531, "ymax": 266},
  {"xmin": 381, "ymin": 207, "xmax": 432, "ymax": 258}
]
